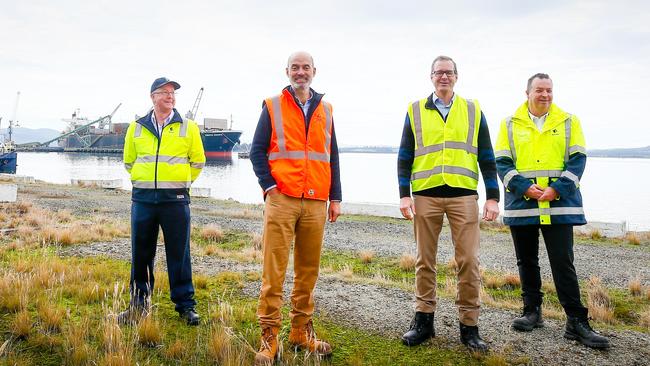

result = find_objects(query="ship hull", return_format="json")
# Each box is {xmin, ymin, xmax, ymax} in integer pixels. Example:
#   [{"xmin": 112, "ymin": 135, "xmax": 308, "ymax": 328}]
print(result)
[
  {"xmin": 0, "ymin": 151, "xmax": 17, "ymax": 174},
  {"xmin": 58, "ymin": 130, "xmax": 242, "ymax": 160}
]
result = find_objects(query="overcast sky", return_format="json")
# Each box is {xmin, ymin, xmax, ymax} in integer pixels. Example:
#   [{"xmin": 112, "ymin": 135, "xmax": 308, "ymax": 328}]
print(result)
[{"xmin": 1, "ymin": 0, "xmax": 649, "ymax": 148}]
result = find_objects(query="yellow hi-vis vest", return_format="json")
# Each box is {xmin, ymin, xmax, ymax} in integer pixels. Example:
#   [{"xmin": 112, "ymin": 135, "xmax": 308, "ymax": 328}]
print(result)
[
  {"xmin": 408, "ymin": 95, "xmax": 480, "ymax": 192},
  {"xmin": 124, "ymin": 117, "xmax": 205, "ymax": 190},
  {"xmin": 495, "ymin": 102, "xmax": 586, "ymax": 225}
]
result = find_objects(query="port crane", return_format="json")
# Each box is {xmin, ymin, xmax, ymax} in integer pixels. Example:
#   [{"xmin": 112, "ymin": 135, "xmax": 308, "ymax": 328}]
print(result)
[{"xmin": 186, "ymin": 87, "xmax": 204, "ymax": 120}]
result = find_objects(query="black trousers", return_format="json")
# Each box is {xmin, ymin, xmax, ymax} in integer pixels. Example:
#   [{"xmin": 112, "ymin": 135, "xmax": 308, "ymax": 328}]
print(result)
[
  {"xmin": 510, "ymin": 224, "xmax": 588, "ymax": 319},
  {"xmin": 130, "ymin": 202, "xmax": 196, "ymax": 313}
]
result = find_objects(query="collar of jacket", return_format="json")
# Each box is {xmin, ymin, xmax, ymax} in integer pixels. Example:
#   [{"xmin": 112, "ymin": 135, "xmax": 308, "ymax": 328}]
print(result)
[
  {"xmin": 284, "ymin": 85, "xmax": 324, "ymax": 108},
  {"xmin": 136, "ymin": 108, "xmax": 183, "ymax": 137},
  {"xmin": 424, "ymin": 92, "xmax": 458, "ymax": 110},
  {"xmin": 512, "ymin": 102, "xmax": 569, "ymax": 129}
]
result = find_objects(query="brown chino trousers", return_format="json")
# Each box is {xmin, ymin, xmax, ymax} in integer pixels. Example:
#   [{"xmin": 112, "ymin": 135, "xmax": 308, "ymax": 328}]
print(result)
[
  {"xmin": 413, "ymin": 195, "xmax": 481, "ymax": 326},
  {"xmin": 257, "ymin": 193, "xmax": 327, "ymax": 328}
]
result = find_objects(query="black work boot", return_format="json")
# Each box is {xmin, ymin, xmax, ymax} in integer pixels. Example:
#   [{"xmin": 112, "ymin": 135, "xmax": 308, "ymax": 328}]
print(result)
[
  {"xmin": 459, "ymin": 322, "xmax": 489, "ymax": 352},
  {"xmin": 180, "ymin": 308, "xmax": 200, "ymax": 326},
  {"xmin": 564, "ymin": 317, "xmax": 610, "ymax": 349},
  {"xmin": 512, "ymin": 305, "xmax": 544, "ymax": 331},
  {"xmin": 402, "ymin": 312, "xmax": 435, "ymax": 346}
]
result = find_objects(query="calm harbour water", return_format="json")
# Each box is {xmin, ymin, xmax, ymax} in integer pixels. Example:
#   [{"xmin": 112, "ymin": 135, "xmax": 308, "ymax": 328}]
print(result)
[{"xmin": 14, "ymin": 152, "xmax": 650, "ymax": 231}]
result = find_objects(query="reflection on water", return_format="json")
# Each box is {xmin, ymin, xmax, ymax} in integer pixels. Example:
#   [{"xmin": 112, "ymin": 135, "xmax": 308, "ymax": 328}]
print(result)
[{"xmin": 14, "ymin": 152, "xmax": 650, "ymax": 231}]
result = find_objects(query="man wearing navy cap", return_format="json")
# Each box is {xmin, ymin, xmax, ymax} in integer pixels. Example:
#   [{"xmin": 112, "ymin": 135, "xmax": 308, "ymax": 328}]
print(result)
[{"xmin": 121, "ymin": 77, "xmax": 206, "ymax": 325}]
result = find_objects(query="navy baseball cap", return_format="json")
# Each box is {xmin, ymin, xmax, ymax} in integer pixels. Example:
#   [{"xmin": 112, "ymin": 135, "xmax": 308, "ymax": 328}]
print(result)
[{"xmin": 150, "ymin": 77, "xmax": 181, "ymax": 93}]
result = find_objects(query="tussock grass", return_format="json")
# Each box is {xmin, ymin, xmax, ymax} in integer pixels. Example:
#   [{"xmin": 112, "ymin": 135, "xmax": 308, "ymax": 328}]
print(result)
[
  {"xmin": 399, "ymin": 253, "xmax": 416, "ymax": 272},
  {"xmin": 629, "ymin": 277, "xmax": 643, "ymax": 296},
  {"xmin": 251, "ymin": 232, "xmax": 263, "ymax": 251},
  {"xmin": 358, "ymin": 250, "xmax": 374, "ymax": 264},
  {"xmin": 589, "ymin": 228, "xmax": 603, "ymax": 240},
  {"xmin": 586, "ymin": 276, "xmax": 615, "ymax": 324},
  {"xmin": 64, "ymin": 319, "xmax": 93, "ymax": 365},
  {"xmin": 0, "ymin": 201, "xmax": 129, "ymax": 248},
  {"xmin": 164, "ymin": 339, "xmax": 186, "ymax": 361},
  {"xmin": 447, "ymin": 257, "xmax": 458, "ymax": 273},
  {"xmin": 626, "ymin": 232, "xmax": 641, "ymax": 245},
  {"xmin": 201, "ymin": 224, "xmax": 224, "ymax": 242},
  {"xmin": 137, "ymin": 313, "xmax": 162, "ymax": 347},
  {"xmin": 37, "ymin": 302, "xmax": 65, "ymax": 333},
  {"xmin": 640, "ymin": 308, "xmax": 650, "ymax": 329},
  {"xmin": 11, "ymin": 310, "xmax": 32, "ymax": 339}
]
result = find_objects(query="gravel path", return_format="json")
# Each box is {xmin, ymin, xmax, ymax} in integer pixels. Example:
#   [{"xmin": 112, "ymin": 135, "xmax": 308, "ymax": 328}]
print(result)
[{"xmin": 24, "ymin": 182, "xmax": 650, "ymax": 289}]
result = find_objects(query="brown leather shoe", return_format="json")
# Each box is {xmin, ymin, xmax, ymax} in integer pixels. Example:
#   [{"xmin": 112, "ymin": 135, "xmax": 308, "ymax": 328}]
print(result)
[
  {"xmin": 255, "ymin": 327, "xmax": 279, "ymax": 365},
  {"xmin": 288, "ymin": 320, "xmax": 332, "ymax": 356}
]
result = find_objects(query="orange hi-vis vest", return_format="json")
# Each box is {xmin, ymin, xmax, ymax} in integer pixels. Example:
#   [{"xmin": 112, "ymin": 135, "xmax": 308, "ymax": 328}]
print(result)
[{"xmin": 265, "ymin": 89, "xmax": 333, "ymax": 201}]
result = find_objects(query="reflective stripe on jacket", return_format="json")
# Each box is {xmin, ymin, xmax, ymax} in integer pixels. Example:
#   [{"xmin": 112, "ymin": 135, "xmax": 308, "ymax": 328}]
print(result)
[
  {"xmin": 123, "ymin": 109, "xmax": 206, "ymax": 203},
  {"xmin": 495, "ymin": 102, "xmax": 587, "ymax": 225},
  {"xmin": 408, "ymin": 95, "xmax": 480, "ymax": 192},
  {"xmin": 266, "ymin": 88, "xmax": 333, "ymax": 201}
]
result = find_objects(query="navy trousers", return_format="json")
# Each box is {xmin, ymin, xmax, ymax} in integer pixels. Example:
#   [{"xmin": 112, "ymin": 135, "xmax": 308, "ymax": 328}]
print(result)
[
  {"xmin": 130, "ymin": 202, "xmax": 196, "ymax": 313},
  {"xmin": 510, "ymin": 224, "xmax": 588, "ymax": 319}
]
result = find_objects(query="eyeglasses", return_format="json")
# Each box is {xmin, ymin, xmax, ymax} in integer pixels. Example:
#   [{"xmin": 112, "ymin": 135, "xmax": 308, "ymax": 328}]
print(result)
[
  {"xmin": 431, "ymin": 70, "xmax": 456, "ymax": 78},
  {"xmin": 152, "ymin": 91, "xmax": 177, "ymax": 96}
]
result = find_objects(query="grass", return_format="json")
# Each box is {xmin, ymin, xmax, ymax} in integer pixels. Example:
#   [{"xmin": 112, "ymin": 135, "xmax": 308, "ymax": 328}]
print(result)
[{"xmin": 0, "ymin": 248, "xmax": 496, "ymax": 365}]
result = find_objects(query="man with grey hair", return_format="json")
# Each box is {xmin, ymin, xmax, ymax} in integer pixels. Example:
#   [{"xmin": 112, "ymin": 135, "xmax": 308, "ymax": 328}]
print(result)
[
  {"xmin": 121, "ymin": 77, "xmax": 205, "ymax": 326},
  {"xmin": 398, "ymin": 55, "xmax": 500, "ymax": 352},
  {"xmin": 250, "ymin": 51, "xmax": 341, "ymax": 364}
]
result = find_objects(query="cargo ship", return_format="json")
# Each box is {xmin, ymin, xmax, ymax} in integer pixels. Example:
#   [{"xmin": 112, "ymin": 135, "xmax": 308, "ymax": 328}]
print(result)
[{"xmin": 54, "ymin": 109, "xmax": 242, "ymax": 159}]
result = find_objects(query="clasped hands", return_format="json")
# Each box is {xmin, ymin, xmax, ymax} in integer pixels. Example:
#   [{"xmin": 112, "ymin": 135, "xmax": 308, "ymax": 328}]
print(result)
[{"xmin": 525, "ymin": 184, "xmax": 557, "ymax": 201}]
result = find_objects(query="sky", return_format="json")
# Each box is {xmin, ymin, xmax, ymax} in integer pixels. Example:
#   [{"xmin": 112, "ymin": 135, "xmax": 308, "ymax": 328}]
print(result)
[{"xmin": 1, "ymin": 0, "xmax": 649, "ymax": 148}]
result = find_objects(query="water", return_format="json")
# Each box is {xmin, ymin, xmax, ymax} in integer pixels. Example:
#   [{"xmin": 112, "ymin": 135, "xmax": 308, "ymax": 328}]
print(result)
[{"xmin": 14, "ymin": 152, "xmax": 650, "ymax": 231}]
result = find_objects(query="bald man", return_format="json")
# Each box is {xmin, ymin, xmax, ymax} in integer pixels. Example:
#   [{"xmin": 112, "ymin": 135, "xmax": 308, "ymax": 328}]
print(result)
[{"xmin": 250, "ymin": 51, "xmax": 341, "ymax": 364}]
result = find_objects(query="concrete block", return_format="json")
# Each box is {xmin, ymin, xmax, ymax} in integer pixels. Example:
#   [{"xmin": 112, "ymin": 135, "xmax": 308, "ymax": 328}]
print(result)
[
  {"xmin": 71, "ymin": 178, "xmax": 122, "ymax": 189},
  {"xmin": 0, "ymin": 184, "xmax": 18, "ymax": 202},
  {"xmin": 191, "ymin": 187, "xmax": 211, "ymax": 198}
]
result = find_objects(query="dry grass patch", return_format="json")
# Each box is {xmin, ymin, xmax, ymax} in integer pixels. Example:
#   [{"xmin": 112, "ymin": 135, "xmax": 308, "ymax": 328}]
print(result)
[
  {"xmin": 64, "ymin": 320, "xmax": 92, "ymax": 365},
  {"xmin": 586, "ymin": 276, "xmax": 615, "ymax": 324},
  {"xmin": 165, "ymin": 339, "xmax": 186, "ymax": 361},
  {"xmin": 626, "ymin": 232, "xmax": 641, "ymax": 245},
  {"xmin": 338, "ymin": 264, "xmax": 354, "ymax": 280},
  {"xmin": 11, "ymin": 310, "xmax": 32, "ymax": 339},
  {"xmin": 504, "ymin": 273, "xmax": 521, "ymax": 288},
  {"xmin": 639, "ymin": 308, "xmax": 650, "ymax": 329},
  {"xmin": 201, "ymin": 224, "xmax": 224, "ymax": 242},
  {"xmin": 207, "ymin": 325, "xmax": 236, "ymax": 364},
  {"xmin": 589, "ymin": 228, "xmax": 603, "ymax": 240},
  {"xmin": 447, "ymin": 257, "xmax": 458, "ymax": 273},
  {"xmin": 359, "ymin": 250, "xmax": 374, "ymax": 264},
  {"xmin": 194, "ymin": 274, "xmax": 209, "ymax": 290},
  {"xmin": 250, "ymin": 232, "xmax": 263, "ymax": 250},
  {"xmin": 37, "ymin": 303, "xmax": 66, "ymax": 333},
  {"xmin": 399, "ymin": 253, "xmax": 416, "ymax": 272},
  {"xmin": 629, "ymin": 277, "xmax": 643, "ymax": 296},
  {"xmin": 137, "ymin": 314, "xmax": 162, "ymax": 347}
]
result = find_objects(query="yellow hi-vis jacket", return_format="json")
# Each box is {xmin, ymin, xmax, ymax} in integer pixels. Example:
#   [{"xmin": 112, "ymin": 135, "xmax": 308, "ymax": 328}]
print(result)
[
  {"xmin": 124, "ymin": 109, "xmax": 205, "ymax": 203},
  {"xmin": 495, "ymin": 102, "xmax": 587, "ymax": 226},
  {"xmin": 408, "ymin": 95, "xmax": 481, "ymax": 192}
]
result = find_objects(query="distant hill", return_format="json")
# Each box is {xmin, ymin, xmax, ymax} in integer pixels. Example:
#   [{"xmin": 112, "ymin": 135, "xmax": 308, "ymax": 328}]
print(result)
[
  {"xmin": 589, "ymin": 146, "xmax": 650, "ymax": 158},
  {"xmin": 0, "ymin": 127, "xmax": 61, "ymax": 145}
]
